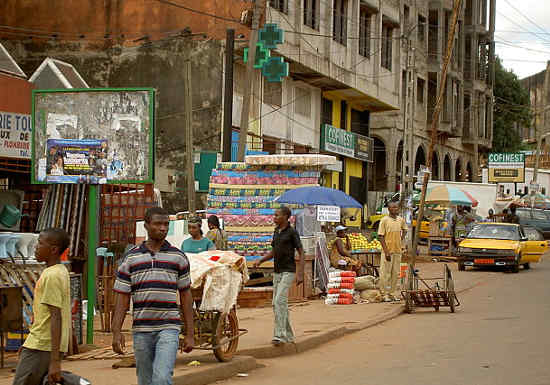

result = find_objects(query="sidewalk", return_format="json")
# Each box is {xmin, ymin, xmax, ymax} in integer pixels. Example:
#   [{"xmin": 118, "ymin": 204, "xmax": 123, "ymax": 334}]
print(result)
[{"xmin": 0, "ymin": 261, "xmax": 499, "ymax": 385}]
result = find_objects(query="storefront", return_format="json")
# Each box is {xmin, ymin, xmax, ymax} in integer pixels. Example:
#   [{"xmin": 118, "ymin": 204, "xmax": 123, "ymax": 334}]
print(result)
[{"xmin": 319, "ymin": 95, "xmax": 373, "ymax": 228}]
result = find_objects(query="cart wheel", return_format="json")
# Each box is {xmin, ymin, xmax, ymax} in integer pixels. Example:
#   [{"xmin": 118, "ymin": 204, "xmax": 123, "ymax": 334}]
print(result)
[
  {"xmin": 213, "ymin": 309, "xmax": 239, "ymax": 362},
  {"xmin": 434, "ymin": 305, "xmax": 439, "ymax": 312},
  {"xmin": 449, "ymin": 293, "xmax": 456, "ymax": 313},
  {"xmin": 404, "ymin": 293, "xmax": 413, "ymax": 314}
]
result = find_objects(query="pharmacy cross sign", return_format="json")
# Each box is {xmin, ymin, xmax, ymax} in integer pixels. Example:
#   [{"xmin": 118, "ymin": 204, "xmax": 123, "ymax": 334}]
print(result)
[
  {"xmin": 243, "ymin": 42, "xmax": 270, "ymax": 69},
  {"xmin": 262, "ymin": 57, "xmax": 289, "ymax": 82},
  {"xmin": 258, "ymin": 23, "xmax": 284, "ymax": 49}
]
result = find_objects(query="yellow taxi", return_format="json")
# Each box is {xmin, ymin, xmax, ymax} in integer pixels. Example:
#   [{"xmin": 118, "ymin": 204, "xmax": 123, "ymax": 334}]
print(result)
[{"xmin": 456, "ymin": 223, "xmax": 548, "ymax": 273}]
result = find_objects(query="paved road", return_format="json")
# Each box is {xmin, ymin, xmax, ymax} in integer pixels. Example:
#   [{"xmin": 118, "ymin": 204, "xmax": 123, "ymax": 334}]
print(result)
[{"xmin": 222, "ymin": 259, "xmax": 550, "ymax": 385}]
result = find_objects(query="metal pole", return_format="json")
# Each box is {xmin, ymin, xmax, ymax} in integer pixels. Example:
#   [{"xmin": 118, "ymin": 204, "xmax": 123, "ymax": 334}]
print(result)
[
  {"xmin": 222, "ymin": 29, "xmax": 235, "ymax": 162},
  {"xmin": 412, "ymin": 0, "xmax": 462, "ymax": 265},
  {"xmin": 237, "ymin": 0, "xmax": 267, "ymax": 161},
  {"xmin": 86, "ymin": 184, "xmax": 98, "ymax": 344},
  {"xmin": 184, "ymin": 58, "xmax": 195, "ymax": 214}
]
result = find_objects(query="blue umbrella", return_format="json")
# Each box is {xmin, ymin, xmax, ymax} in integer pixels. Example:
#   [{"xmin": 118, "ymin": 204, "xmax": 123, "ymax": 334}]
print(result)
[{"xmin": 275, "ymin": 186, "xmax": 363, "ymax": 208}]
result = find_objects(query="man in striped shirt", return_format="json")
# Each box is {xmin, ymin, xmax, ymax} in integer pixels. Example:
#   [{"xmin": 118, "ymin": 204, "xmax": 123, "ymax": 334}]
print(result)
[{"xmin": 112, "ymin": 207, "xmax": 194, "ymax": 385}]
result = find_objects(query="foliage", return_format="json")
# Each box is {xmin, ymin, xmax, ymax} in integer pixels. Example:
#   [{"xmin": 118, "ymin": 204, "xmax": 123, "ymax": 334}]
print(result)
[{"xmin": 492, "ymin": 57, "xmax": 532, "ymax": 153}]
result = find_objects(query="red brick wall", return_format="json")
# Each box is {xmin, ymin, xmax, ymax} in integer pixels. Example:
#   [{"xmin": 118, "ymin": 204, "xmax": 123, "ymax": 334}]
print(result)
[
  {"xmin": 0, "ymin": 74, "xmax": 33, "ymax": 114},
  {"xmin": 1, "ymin": 0, "xmax": 252, "ymax": 44}
]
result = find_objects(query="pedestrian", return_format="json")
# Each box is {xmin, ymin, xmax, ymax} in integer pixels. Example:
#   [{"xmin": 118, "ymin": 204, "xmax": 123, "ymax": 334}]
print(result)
[
  {"xmin": 112, "ymin": 207, "xmax": 194, "ymax": 385},
  {"xmin": 206, "ymin": 215, "xmax": 227, "ymax": 250},
  {"xmin": 378, "ymin": 202, "xmax": 407, "ymax": 302},
  {"xmin": 181, "ymin": 216, "xmax": 215, "ymax": 253},
  {"xmin": 504, "ymin": 204, "xmax": 520, "ymax": 224},
  {"xmin": 486, "ymin": 209, "xmax": 496, "ymax": 222},
  {"xmin": 253, "ymin": 207, "xmax": 304, "ymax": 346},
  {"xmin": 451, "ymin": 205, "xmax": 473, "ymax": 249},
  {"xmin": 12, "ymin": 228, "xmax": 71, "ymax": 385}
]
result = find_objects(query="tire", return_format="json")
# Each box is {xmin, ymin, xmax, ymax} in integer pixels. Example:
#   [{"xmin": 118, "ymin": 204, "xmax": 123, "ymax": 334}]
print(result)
[
  {"xmin": 511, "ymin": 261, "xmax": 520, "ymax": 274},
  {"xmin": 523, "ymin": 263, "xmax": 531, "ymax": 270},
  {"xmin": 213, "ymin": 309, "xmax": 239, "ymax": 362},
  {"xmin": 458, "ymin": 262, "xmax": 465, "ymax": 271}
]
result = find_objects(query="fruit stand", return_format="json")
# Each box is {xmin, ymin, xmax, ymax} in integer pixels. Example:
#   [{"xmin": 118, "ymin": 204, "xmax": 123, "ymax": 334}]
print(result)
[{"xmin": 328, "ymin": 232, "xmax": 382, "ymax": 276}]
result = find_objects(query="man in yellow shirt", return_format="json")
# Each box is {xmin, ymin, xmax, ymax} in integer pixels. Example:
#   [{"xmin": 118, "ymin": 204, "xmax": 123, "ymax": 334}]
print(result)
[
  {"xmin": 12, "ymin": 228, "xmax": 71, "ymax": 385},
  {"xmin": 378, "ymin": 202, "xmax": 407, "ymax": 302}
]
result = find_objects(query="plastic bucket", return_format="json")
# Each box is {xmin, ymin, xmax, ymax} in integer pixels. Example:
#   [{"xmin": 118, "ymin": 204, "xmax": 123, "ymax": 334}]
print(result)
[
  {"xmin": 0, "ymin": 204, "xmax": 21, "ymax": 228},
  {"xmin": 399, "ymin": 263, "xmax": 408, "ymax": 278}
]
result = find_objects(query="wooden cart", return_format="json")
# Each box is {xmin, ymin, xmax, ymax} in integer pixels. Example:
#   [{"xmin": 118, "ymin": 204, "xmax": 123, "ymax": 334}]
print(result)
[
  {"xmin": 401, "ymin": 264, "xmax": 460, "ymax": 313},
  {"xmin": 180, "ymin": 286, "xmax": 247, "ymax": 362}
]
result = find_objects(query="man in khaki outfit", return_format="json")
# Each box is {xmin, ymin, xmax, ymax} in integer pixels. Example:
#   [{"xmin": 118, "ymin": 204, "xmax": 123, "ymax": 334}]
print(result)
[{"xmin": 378, "ymin": 201, "xmax": 407, "ymax": 302}]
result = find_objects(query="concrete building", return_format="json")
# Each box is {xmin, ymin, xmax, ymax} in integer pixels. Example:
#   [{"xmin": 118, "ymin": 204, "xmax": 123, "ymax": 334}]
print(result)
[
  {"xmin": 369, "ymin": 0, "xmax": 495, "ymax": 191},
  {"xmin": 520, "ymin": 61, "xmax": 550, "ymax": 148}
]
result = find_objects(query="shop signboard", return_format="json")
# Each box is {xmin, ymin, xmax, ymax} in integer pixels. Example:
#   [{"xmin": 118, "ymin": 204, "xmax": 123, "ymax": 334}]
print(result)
[
  {"xmin": 32, "ymin": 88, "xmax": 155, "ymax": 184},
  {"xmin": 354, "ymin": 134, "xmax": 373, "ymax": 163},
  {"xmin": 320, "ymin": 124, "xmax": 373, "ymax": 162},
  {"xmin": 0, "ymin": 111, "xmax": 32, "ymax": 159},
  {"xmin": 317, "ymin": 205, "xmax": 341, "ymax": 222},
  {"xmin": 488, "ymin": 153, "xmax": 525, "ymax": 183},
  {"xmin": 321, "ymin": 124, "xmax": 355, "ymax": 158}
]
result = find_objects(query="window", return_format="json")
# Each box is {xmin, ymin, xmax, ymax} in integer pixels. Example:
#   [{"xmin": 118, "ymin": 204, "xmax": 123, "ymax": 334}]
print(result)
[
  {"xmin": 417, "ymin": 78, "xmax": 425, "ymax": 104},
  {"xmin": 403, "ymin": 5, "xmax": 410, "ymax": 32},
  {"xmin": 271, "ymin": 0, "xmax": 288, "ymax": 14},
  {"xmin": 304, "ymin": 0, "xmax": 319, "ymax": 30},
  {"xmin": 418, "ymin": 15, "xmax": 426, "ymax": 42},
  {"xmin": 533, "ymin": 210, "xmax": 547, "ymax": 221},
  {"xmin": 524, "ymin": 227, "xmax": 544, "ymax": 241},
  {"xmin": 381, "ymin": 23, "xmax": 394, "ymax": 71},
  {"xmin": 333, "ymin": 0, "xmax": 348, "ymax": 46},
  {"xmin": 359, "ymin": 9, "xmax": 371, "ymax": 57},
  {"xmin": 294, "ymin": 87, "xmax": 311, "ymax": 117},
  {"xmin": 263, "ymin": 80, "xmax": 282, "ymax": 107}
]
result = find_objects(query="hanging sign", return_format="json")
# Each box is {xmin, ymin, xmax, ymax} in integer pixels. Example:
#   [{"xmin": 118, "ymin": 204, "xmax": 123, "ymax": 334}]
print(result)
[
  {"xmin": 317, "ymin": 205, "xmax": 341, "ymax": 222},
  {"xmin": 0, "ymin": 111, "xmax": 32, "ymax": 159},
  {"xmin": 488, "ymin": 153, "xmax": 525, "ymax": 183}
]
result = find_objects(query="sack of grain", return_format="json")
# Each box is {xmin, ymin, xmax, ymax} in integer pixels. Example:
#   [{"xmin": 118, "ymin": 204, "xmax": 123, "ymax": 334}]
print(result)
[
  {"xmin": 354, "ymin": 275, "xmax": 377, "ymax": 291},
  {"xmin": 360, "ymin": 289, "xmax": 382, "ymax": 302}
]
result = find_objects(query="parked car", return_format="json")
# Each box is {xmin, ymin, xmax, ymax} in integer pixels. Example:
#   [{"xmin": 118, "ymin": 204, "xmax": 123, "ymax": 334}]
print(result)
[
  {"xmin": 455, "ymin": 223, "xmax": 547, "ymax": 273},
  {"xmin": 515, "ymin": 208, "xmax": 550, "ymax": 239}
]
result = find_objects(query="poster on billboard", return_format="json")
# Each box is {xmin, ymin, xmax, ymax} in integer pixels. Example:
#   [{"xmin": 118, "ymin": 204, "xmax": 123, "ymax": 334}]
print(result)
[
  {"xmin": 0, "ymin": 111, "xmax": 32, "ymax": 159},
  {"xmin": 488, "ymin": 153, "xmax": 525, "ymax": 183},
  {"xmin": 32, "ymin": 88, "xmax": 155, "ymax": 184},
  {"xmin": 40, "ymin": 139, "xmax": 109, "ymax": 184}
]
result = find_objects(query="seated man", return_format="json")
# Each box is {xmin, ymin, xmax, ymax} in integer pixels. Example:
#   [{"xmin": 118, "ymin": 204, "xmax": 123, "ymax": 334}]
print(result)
[{"xmin": 329, "ymin": 225, "xmax": 362, "ymax": 272}]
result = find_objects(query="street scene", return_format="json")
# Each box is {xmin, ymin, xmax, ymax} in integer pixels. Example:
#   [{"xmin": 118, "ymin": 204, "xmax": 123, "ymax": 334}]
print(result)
[{"xmin": 1, "ymin": 0, "xmax": 550, "ymax": 384}]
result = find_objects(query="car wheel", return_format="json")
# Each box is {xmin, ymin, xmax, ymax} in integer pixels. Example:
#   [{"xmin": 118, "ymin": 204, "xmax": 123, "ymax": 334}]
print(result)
[
  {"xmin": 523, "ymin": 263, "xmax": 530, "ymax": 270},
  {"xmin": 511, "ymin": 261, "xmax": 520, "ymax": 274},
  {"xmin": 458, "ymin": 262, "xmax": 465, "ymax": 271}
]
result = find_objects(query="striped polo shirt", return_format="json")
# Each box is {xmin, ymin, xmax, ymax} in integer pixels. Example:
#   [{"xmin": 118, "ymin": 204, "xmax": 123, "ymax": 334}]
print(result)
[{"xmin": 114, "ymin": 241, "xmax": 191, "ymax": 332}]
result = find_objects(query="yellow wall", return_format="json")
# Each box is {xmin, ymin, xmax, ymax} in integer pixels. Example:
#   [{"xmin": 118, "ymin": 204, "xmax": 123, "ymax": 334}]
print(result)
[{"xmin": 322, "ymin": 92, "xmax": 364, "ymax": 228}]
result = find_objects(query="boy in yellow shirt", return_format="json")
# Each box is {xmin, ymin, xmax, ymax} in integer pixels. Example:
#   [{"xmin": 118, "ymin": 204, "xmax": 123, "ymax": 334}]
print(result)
[{"xmin": 12, "ymin": 228, "xmax": 71, "ymax": 385}]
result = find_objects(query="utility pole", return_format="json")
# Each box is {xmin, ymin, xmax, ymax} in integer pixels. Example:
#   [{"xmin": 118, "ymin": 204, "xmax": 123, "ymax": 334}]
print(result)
[
  {"xmin": 237, "ymin": 0, "xmax": 267, "ymax": 161},
  {"xmin": 184, "ymin": 58, "xmax": 195, "ymax": 214},
  {"xmin": 223, "ymin": 28, "xmax": 235, "ymax": 162},
  {"xmin": 412, "ymin": 0, "xmax": 462, "ymax": 265}
]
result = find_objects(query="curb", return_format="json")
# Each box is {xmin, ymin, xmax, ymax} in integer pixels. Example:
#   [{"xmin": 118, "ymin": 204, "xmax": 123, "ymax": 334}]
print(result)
[
  {"xmin": 237, "ymin": 278, "xmax": 482, "ymax": 360},
  {"xmin": 173, "ymin": 355, "xmax": 258, "ymax": 385}
]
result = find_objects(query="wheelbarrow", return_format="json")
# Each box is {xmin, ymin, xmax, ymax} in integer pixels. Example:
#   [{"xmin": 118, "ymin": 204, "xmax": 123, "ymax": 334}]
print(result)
[{"xmin": 401, "ymin": 264, "xmax": 460, "ymax": 313}]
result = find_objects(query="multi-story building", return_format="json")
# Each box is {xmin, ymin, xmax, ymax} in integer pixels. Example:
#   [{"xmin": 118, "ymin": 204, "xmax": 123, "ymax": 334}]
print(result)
[{"xmin": 520, "ymin": 61, "xmax": 550, "ymax": 147}]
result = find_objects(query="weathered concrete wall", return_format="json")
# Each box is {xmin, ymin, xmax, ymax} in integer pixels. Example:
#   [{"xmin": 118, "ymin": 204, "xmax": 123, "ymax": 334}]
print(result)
[{"xmin": 4, "ymin": 37, "xmax": 223, "ymax": 211}]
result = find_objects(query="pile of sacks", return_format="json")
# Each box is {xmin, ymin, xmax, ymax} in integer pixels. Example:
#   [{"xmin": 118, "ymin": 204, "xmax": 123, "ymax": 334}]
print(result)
[
  {"xmin": 354, "ymin": 275, "xmax": 382, "ymax": 303},
  {"xmin": 325, "ymin": 271, "xmax": 356, "ymax": 305}
]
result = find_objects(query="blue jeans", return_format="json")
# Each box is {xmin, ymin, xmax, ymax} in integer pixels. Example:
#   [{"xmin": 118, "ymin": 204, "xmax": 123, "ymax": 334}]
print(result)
[
  {"xmin": 272, "ymin": 272, "xmax": 296, "ymax": 343},
  {"xmin": 133, "ymin": 329, "xmax": 180, "ymax": 385}
]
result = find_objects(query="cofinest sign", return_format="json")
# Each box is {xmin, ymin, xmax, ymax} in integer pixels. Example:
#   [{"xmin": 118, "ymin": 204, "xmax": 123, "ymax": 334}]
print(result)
[
  {"xmin": 321, "ymin": 124, "xmax": 373, "ymax": 162},
  {"xmin": 488, "ymin": 153, "xmax": 525, "ymax": 183}
]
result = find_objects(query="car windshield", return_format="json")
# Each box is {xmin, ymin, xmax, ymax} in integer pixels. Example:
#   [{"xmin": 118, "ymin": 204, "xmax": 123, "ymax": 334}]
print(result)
[{"xmin": 467, "ymin": 224, "xmax": 520, "ymax": 241}]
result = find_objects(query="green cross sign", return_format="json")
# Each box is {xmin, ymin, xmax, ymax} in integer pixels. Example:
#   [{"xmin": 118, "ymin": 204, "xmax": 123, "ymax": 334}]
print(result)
[
  {"xmin": 259, "ymin": 23, "xmax": 284, "ymax": 49},
  {"xmin": 244, "ymin": 42, "xmax": 270, "ymax": 69},
  {"xmin": 262, "ymin": 57, "xmax": 289, "ymax": 82}
]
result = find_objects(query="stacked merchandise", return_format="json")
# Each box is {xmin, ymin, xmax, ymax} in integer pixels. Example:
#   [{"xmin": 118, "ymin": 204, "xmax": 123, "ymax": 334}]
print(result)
[
  {"xmin": 325, "ymin": 271, "xmax": 356, "ymax": 305},
  {"xmin": 207, "ymin": 155, "xmax": 336, "ymax": 262}
]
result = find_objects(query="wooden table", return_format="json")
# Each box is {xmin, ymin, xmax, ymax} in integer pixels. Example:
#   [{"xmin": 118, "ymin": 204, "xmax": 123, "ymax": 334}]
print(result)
[{"xmin": 351, "ymin": 250, "xmax": 381, "ymax": 277}]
